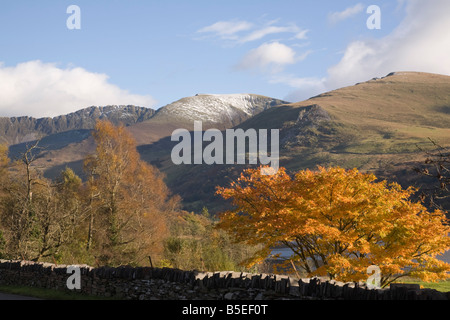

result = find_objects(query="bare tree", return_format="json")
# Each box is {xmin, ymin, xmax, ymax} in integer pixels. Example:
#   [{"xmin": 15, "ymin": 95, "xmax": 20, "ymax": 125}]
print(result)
[
  {"xmin": 0, "ymin": 141, "xmax": 83, "ymax": 261},
  {"xmin": 414, "ymin": 138, "xmax": 450, "ymax": 213}
]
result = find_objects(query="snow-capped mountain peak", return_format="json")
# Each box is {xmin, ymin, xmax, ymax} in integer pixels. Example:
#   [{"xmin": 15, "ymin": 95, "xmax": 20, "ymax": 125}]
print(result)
[{"xmin": 154, "ymin": 93, "xmax": 289, "ymax": 125}]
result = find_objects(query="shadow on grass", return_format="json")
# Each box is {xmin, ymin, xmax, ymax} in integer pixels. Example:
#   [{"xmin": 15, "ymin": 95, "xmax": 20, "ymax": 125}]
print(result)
[{"xmin": 0, "ymin": 285, "xmax": 118, "ymax": 300}]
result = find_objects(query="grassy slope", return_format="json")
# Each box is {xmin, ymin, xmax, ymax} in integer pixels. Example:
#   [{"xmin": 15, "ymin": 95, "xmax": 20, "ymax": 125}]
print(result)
[
  {"xmin": 272, "ymin": 72, "xmax": 450, "ymax": 175},
  {"xmin": 37, "ymin": 72, "xmax": 450, "ymax": 213},
  {"xmin": 161, "ymin": 72, "xmax": 450, "ymax": 213},
  {"xmin": 296, "ymin": 72, "xmax": 450, "ymax": 151}
]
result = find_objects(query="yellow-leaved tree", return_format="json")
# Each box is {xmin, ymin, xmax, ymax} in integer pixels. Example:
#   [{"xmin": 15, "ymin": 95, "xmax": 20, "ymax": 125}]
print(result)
[
  {"xmin": 84, "ymin": 120, "xmax": 179, "ymax": 266},
  {"xmin": 216, "ymin": 166, "xmax": 450, "ymax": 287}
]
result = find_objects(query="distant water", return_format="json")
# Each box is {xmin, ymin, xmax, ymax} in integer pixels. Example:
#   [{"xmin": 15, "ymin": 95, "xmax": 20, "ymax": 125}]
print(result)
[
  {"xmin": 271, "ymin": 248, "xmax": 450, "ymax": 264},
  {"xmin": 439, "ymin": 250, "xmax": 450, "ymax": 264},
  {"xmin": 270, "ymin": 247, "xmax": 294, "ymax": 259}
]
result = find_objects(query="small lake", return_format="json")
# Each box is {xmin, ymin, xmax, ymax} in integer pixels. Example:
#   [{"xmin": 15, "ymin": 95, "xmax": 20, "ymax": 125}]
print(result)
[
  {"xmin": 270, "ymin": 247, "xmax": 293, "ymax": 259},
  {"xmin": 271, "ymin": 247, "xmax": 450, "ymax": 263}
]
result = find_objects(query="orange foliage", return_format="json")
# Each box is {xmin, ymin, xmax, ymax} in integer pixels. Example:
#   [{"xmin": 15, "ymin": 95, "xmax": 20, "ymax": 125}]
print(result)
[
  {"xmin": 85, "ymin": 120, "xmax": 176, "ymax": 266},
  {"xmin": 216, "ymin": 166, "xmax": 450, "ymax": 287}
]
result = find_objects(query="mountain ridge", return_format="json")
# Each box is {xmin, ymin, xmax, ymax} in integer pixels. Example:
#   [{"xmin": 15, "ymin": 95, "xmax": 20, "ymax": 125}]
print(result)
[
  {"xmin": 0, "ymin": 105, "xmax": 156, "ymax": 145},
  {"xmin": 153, "ymin": 93, "xmax": 290, "ymax": 127},
  {"xmin": 135, "ymin": 71, "xmax": 450, "ymax": 213},
  {"xmin": 3, "ymin": 71, "xmax": 450, "ymax": 214},
  {"xmin": 5, "ymin": 93, "xmax": 288, "ymax": 180}
]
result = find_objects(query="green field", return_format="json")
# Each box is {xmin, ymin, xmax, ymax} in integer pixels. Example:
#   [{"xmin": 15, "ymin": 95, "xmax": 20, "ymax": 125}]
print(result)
[{"xmin": 403, "ymin": 280, "xmax": 450, "ymax": 292}]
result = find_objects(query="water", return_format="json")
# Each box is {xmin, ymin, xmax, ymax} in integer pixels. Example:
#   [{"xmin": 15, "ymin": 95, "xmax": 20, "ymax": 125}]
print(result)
[
  {"xmin": 271, "ymin": 247, "xmax": 450, "ymax": 263},
  {"xmin": 270, "ymin": 247, "xmax": 293, "ymax": 259}
]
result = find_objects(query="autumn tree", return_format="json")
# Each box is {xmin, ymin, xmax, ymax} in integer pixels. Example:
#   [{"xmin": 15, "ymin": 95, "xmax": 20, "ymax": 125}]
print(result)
[
  {"xmin": 163, "ymin": 211, "xmax": 263, "ymax": 272},
  {"xmin": 0, "ymin": 143, "xmax": 82, "ymax": 261},
  {"xmin": 51, "ymin": 167, "xmax": 86, "ymax": 263},
  {"xmin": 0, "ymin": 141, "xmax": 45, "ymax": 260},
  {"xmin": 0, "ymin": 144, "xmax": 9, "ymax": 258},
  {"xmin": 84, "ymin": 120, "xmax": 177, "ymax": 266},
  {"xmin": 216, "ymin": 166, "xmax": 450, "ymax": 287},
  {"xmin": 0, "ymin": 144, "xmax": 8, "ymax": 182}
]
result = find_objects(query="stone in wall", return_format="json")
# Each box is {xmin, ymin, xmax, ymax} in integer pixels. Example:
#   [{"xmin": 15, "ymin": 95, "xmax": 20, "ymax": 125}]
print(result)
[{"xmin": 0, "ymin": 260, "xmax": 449, "ymax": 300}]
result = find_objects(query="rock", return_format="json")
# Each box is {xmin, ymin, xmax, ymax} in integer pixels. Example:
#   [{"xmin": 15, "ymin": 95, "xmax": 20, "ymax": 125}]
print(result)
[
  {"xmin": 224, "ymin": 292, "xmax": 234, "ymax": 300},
  {"xmin": 255, "ymin": 292, "xmax": 265, "ymax": 300},
  {"xmin": 1, "ymin": 259, "xmax": 447, "ymax": 300}
]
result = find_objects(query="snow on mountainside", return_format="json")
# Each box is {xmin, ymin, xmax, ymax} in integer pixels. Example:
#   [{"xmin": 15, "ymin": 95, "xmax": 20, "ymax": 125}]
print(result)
[
  {"xmin": 154, "ymin": 94, "xmax": 290, "ymax": 125},
  {"xmin": 1, "ymin": 94, "xmax": 288, "ymax": 146}
]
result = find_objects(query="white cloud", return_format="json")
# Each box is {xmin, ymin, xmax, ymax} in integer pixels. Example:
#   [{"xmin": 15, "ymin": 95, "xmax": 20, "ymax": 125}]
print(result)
[
  {"xmin": 270, "ymin": 74, "xmax": 326, "ymax": 102},
  {"xmin": 197, "ymin": 19, "xmax": 308, "ymax": 45},
  {"xmin": 284, "ymin": 0, "xmax": 450, "ymax": 102},
  {"xmin": 328, "ymin": 3, "xmax": 365, "ymax": 24},
  {"xmin": 294, "ymin": 29, "xmax": 309, "ymax": 40},
  {"xmin": 238, "ymin": 24, "xmax": 309, "ymax": 44},
  {"xmin": 197, "ymin": 20, "xmax": 253, "ymax": 40},
  {"xmin": 0, "ymin": 60, "xmax": 157, "ymax": 118},
  {"xmin": 325, "ymin": 0, "xmax": 450, "ymax": 90},
  {"xmin": 236, "ymin": 42, "xmax": 299, "ymax": 73},
  {"xmin": 270, "ymin": 75, "xmax": 326, "ymax": 101},
  {"xmin": 239, "ymin": 25, "xmax": 294, "ymax": 43},
  {"xmin": 271, "ymin": 74, "xmax": 325, "ymax": 89},
  {"xmin": 395, "ymin": 0, "xmax": 408, "ymax": 11}
]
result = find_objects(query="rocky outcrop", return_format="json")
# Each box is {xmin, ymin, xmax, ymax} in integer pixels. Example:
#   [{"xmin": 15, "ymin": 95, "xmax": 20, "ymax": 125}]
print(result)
[
  {"xmin": 280, "ymin": 104, "xmax": 334, "ymax": 148},
  {"xmin": 0, "ymin": 105, "xmax": 155, "ymax": 145}
]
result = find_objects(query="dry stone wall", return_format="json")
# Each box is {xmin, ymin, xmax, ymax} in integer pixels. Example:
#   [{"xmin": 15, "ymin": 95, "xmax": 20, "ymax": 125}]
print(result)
[{"xmin": 0, "ymin": 260, "xmax": 449, "ymax": 300}]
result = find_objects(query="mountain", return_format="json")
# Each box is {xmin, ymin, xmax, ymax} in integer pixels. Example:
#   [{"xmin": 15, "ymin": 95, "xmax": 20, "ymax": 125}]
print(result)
[
  {"xmin": 153, "ymin": 94, "xmax": 289, "ymax": 127},
  {"xmin": 127, "ymin": 94, "xmax": 290, "ymax": 146},
  {"xmin": 5, "ymin": 94, "xmax": 288, "ymax": 179},
  {"xmin": 4, "ymin": 72, "xmax": 450, "ymax": 214},
  {"xmin": 0, "ymin": 105, "xmax": 156, "ymax": 145},
  {"xmin": 255, "ymin": 71, "xmax": 450, "ymax": 171},
  {"xmin": 135, "ymin": 72, "xmax": 450, "ymax": 213}
]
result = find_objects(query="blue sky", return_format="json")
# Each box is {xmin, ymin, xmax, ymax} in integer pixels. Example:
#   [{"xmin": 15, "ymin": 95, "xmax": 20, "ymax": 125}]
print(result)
[{"xmin": 0, "ymin": 0, "xmax": 449, "ymax": 117}]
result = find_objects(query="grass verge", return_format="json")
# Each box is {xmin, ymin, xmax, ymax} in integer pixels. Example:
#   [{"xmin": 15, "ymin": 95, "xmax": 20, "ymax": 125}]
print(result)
[
  {"xmin": 403, "ymin": 280, "xmax": 450, "ymax": 292},
  {"xmin": 0, "ymin": 285, "xmax": 116, "ymax": 300}
]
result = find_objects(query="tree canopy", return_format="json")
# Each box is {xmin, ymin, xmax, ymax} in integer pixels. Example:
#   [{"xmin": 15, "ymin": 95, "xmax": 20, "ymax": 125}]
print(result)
[
  {"xmin": 0, "ymin": 121, "xmax": 180, "ymax": 266},
  {"xmin": 83, "ymin": 120, "xmax": 176, "ymax": 266},
  {"xmin": 217, "ymin": 166, "xmax": 450, "ymax": 287}
]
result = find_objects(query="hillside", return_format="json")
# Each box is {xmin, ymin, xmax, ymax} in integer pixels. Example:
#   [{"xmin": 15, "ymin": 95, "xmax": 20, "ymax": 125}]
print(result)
[
  {"xmin": 154, "ymin": 94, "xmax": 289, "ymax": 126},
  {"xmin": 274, "ymin": 72, "xmax": 450, "ymax": 177},
  {"xmin": 137, "ymin": 72, "xmax": 450, "ymax": 213},
  {"xmin": 127, "ymin": 94, "xmax": 290, "ymax": 145},
  {"xmin": 0, "ymin": 105, "xmax": 155, "ymax": 145},
  {"xmin": 8, "ymin": 94, "xmax": 287, "ymax": 179},
  {"xmin": 295, "ymin": 72, "xmax": 450, "ymax": 153},
  {"xmin": 5, "ymin": 72, "xmax": 450, "ymax": 214}
]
